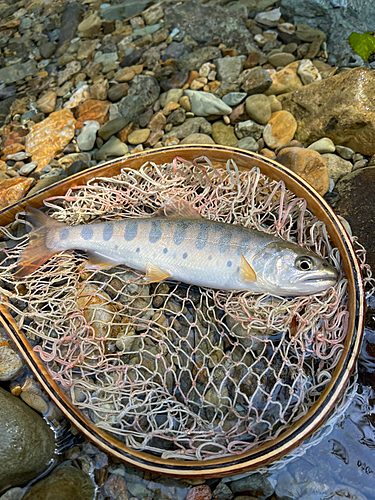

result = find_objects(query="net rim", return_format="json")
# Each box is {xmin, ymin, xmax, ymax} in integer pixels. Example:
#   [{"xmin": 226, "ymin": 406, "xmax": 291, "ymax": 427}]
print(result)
[{"xmin": 0, "ymin": 145, "xmax": 365, "ymax": 477}]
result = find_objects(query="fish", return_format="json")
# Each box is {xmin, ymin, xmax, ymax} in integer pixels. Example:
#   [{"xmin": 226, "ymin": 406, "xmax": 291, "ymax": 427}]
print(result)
[{"xmin": 14, "ymin": 199, "xmax": 338, "ymax": 296}]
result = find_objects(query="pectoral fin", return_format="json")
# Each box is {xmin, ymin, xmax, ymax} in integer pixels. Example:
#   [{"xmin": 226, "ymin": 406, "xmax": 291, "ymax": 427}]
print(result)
[
  {"xmin": 145, "ymin": 262, "xmax": 170, "ymax": 282},
  {"xmin": 240, "ymin": 254, "xmax": 257, "ymax": 282},
  {"xmin": 154, "ymin": 197, "xmax": 201, "ymax": 219},
  {"xmin": 85, "ymin": 251, "xmax": 118, "ymax": 270}
]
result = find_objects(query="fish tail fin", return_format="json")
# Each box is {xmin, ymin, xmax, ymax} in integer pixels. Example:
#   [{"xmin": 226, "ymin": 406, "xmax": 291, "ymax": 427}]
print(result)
[{"xmin": 14, "ymin": 207, "xmax": 65, "ymax": 278}]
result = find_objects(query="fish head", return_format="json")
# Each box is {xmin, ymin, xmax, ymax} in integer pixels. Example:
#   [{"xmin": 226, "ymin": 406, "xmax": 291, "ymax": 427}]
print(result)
[{"xmin": 251, "ymin": 241, "xmax": 338, "ymax": 296}]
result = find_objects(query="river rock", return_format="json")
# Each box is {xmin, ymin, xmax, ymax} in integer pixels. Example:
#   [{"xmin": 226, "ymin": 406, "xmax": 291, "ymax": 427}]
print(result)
[
  {"xmin": 101, "ymin": 0, "xmax": 152, "ymax": 21},
  {"xmin": 297, "ymin": 58, "xmax": 322, "ymax": 85},
  {"xmin": 186, "ymin": 485, "xmax": 212, "ymax": 500},
  {"xmin": 0, "ymin": 388, "xmax": 55, "ymax": 492},
  {"xmin": 37, "ymin": 91, "xmax": 57, "ymax": 114},
  {"xmin": 235, "ymin": 120, "xmax": 264, "ymax": 140},
  {"xmin": 77, "ymin": 121, "xmax": 100, "ymax": 151},
  {"xmin": 75, "ymin": 100, "xmax": 110, "ymax": 129},
  {"xmin": 307, "ymin": 137, "xmax": 335, "ymax": 154},
  {"xmin": 0, "ymin": 61, "xmax": 38, "ymax": 85},
  {"xmin": 212, "ymin": 122, "xmax": 237, "ymax": 146},
  {"xmin": 266, "ymin": 61, "xmax": 303, "ymax": 95},
  {"xmin": 120, "ymin": 75, "xmax": 160, "ymax": 122},
  {"xmin": 108, "ymin": 83, "xmax": 129, "ymax": 102},
  {"xmin": 143, "ymin": 3, "xmax": 164, "ymax": 25},
  {"xmin": 180, "ymin": 133, "xmax": 214, "ymax": 145},
  {"xmin": 165, "ymin": 1, "xmax": 260, "ymax": 55},
  {"xmin": 23, "ymin": 466, "xmax": 95, "ymax": 500},
  {"xmin": 255, "ymin": 8, "xmax": 281, "ymax": 27},
  {"xmin": 268, "ymin": 52, "xmax": 296, "ymax": 68},
  {"xmin": 0, "ymin": 332, "xmax": 23, "ymax": 381},
  {"xmin": 322, "ymin": 153, "xmax": 352, "ymax": 182},
  {"xmin": 229, "ymin": 473, "xmax": 274, "ymax": 500},
  {"xmin": 222, "ymin": 92, "xmax": 247, "ymax": 107},
  {"xmin": 178, "ymin": 47, "xmax": 221, "ymax": 73},
  {"xmin": 64, "ymin": 85, "xmax": 91, "ymax": 110},
  {"xmin": 98, "ymin": 117, "xmax": 129, "ymax": 141},
  {"xmin": 78, "ymin": 12, "xmax": 102, "ymax": 38},
  {"xmin": 276, "ymin": 147, "xmax": 329, "ymax": 195},
  {"xmin": 160, "ymin": 89, "xmax": 184, "ymax": 108},
  {"xmin": 239, "ymin": 67, "xmax": 273, "ymax": 95},
  {"xmin": 184, "ymin": 90, "xmax": 232, "ymax": 117},
  {"xmin": 215, "ymin": 56, "xmax": 246, "ymax": 83},
  {"xmin": 0, "ymin": 177, "xmax": 33, "ymax": 209},
  {"xmin": 263, "ymin": 110, "xmax": 297, "ymax": 149},
  {"xmin": 57, "ymin": 60, "xmax": 81, "ymax": 87},
  {"xmin": 235, "ymin": 137, "xmax": 259, "ymax": 152},
  {"xmin": 127, "ymin": 129, "xmax": 150, "ymax": 145},
  {"xmin": 163, "ymin": 117, "xmax": 212, "ymax": 140},
  {"xmin": 25, "ymin": 110, "xmax": 76, "ymax": 171},
  {"xmin": 245, "ymin": 94, "xmax": 271, "ymax": 125},
  {"xmin": 96, "ymin": 136, "xmax": 128, "ymax": 160},
  {"xmin": 58, "ymin": 2, "xmax": 83, "ymax": 47},
  {"xmin": 279, "ymin": 67, "xmax": 375, "ymax": 156}
]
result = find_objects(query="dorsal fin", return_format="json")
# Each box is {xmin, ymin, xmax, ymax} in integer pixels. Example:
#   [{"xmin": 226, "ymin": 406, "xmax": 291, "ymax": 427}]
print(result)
[
  {"xmin": 154, "ymin": 197, "xmax": 201, "ymax": 219},
  {"xmin": 240, "ymin": 254, "xmax": 257, "ymax": 283}
]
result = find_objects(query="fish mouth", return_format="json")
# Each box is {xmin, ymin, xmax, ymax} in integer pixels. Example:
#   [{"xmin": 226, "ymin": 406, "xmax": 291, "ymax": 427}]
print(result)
[{"xmin": 295, "ymin": 271, "xmax": 338, "ymax": 285}]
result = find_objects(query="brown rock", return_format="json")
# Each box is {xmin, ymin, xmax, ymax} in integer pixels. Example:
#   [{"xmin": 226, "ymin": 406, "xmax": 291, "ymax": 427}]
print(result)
[
  {"xmin": 25, "ymin": 110, "xmax": 76, "ymax": 171},
  {"xmin": 149, "ymin": 111, "xmax": 167, "ymax": 131},
  {"xmin": 115, "ymin": 67, "xmax": 135, "ymax": 83},
  {"xmin": 0, "ymin": 177, "xmax": 33, "ymax": 209},
  {"xmin": 260, "ymin": 148, "xmax": 276, "ymax": 159},
  {"xmin": 212, "ymin": 122, "xmax": 237, "ymax": 146},
  {"xmin": 265, "ymin": 61, "xmax": 303, "ymax": 95},
  {"xmin": 335, "ymin": 167, "xmax": 375, "ymax": 271},
  {"xmin": 263, "ymin": 110, "xmax": 297, "ymax": 149},
  {"xmin": 3, "ymin": 128, "xmax": 28, "ymax": 147},
  {"xmin": 144, "ymin": 130, "xmax": 164, "ymax": 147},
  {"xmin": 244, "ymin": 52, "xmax": 260, "ymax": 69},
  {"xmin": 279, "ymin": 67, "xmax": 375, "ymax": 156},
  {"xmin": 1, "ymin": 143, "xmax": 24, "ymax": 160},
  {"xmin": 78, "ymin": 12, "xmax": 102, "ymax": 38},
  {"xmin": 37, "ymin": 90, "xmax": 57, "ymax": 114},
  {"xmin": 118, "ymin": 123, "xmax": 133, "ymax": 143},
  {"xmin": 229, "ymin": 103, "xmax": 249, "ymax": 125},
  {"xmin": 90, "ymin": 80, "xmax": 109, "ymax": 101},
  {"xmin": 276, "ymin": 147, "xmax": 329, "ymax": 195},
  {"xmin": 163, "ymin": 101, "xmax": 180, "ymax": 116},
  {"xmin": 183, "ymin": 70, "xmax": 199, "ymax": 90},
  {"xmin": 10, "ymin": 98, "xmax": 28, "ymax": 116},
  {"xmin": 75, "ymin": 100, "xmax": 110, "ymax": 129},
  {"xmin": 107, "ymin": 83, "xmax": 129, "ymax": 102}
]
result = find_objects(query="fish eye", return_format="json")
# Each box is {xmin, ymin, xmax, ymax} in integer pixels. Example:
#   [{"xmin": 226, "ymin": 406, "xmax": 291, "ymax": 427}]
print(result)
[{"xmin": 295, "ymin": 256, "xmax": 314, "ymax": 271}]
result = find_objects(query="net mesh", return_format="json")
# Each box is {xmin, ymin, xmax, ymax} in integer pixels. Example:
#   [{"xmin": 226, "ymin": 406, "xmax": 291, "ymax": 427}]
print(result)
[{"xmin": 0, "ymin": 155, "xmax": 372, "ymax": 461}]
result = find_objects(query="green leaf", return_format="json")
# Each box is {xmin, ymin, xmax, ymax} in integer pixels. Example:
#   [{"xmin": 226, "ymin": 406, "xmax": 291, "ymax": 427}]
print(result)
[{"xmin": 349, "ymin": 31, "xmax": 375, "ymax": 61}]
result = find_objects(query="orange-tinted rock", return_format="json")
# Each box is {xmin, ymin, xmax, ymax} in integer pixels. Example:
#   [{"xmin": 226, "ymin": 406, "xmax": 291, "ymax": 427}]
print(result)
[
  {"xmin": 260, "ymin": 148, "xmax": 276, "ymax": 159},
  {"xmin": 163, "ymin": 102, "xmax": 180, "ymax": 116},
  {"xmin": 183, "ymin": 70, "xmax": 199, "ymax": 90},
  {"xmin": 265, "ymin": 61, "xmax": 303, "ymax": 95},
  {"xmin": 25, "ymin": 110, "xmax": 76, "ymax": 171},
  {"xmin": 276, "ymin": 147, "xmax": 329, "ymax": 195},
  {"xmin": 186, "ymin": 485, "xmax": 212, "ymax": 500},
  {"xmin": 117, "ymin": 122, "xmax": 133, "ymax": 143},
  {"xmin": 0, "ymin": 177, "xmax": 34, "ymax": 209},
  {"xmin": 263, "ymin": 110, "xmax": 297, "ymax": 149},
  {"xmin": 244, "ymin": 52, "xmax": 259, "ymax": 69},
  {"xmin": 1, "ymin": 143, "xmax": 25, "ymax": 160},
  {"xmin": 75, "ymin": 100, "xmax": 110, "ymax": 130},
  {"xmin": 207, "ymin": 81, "xmax": 220, "ymax": 93}
]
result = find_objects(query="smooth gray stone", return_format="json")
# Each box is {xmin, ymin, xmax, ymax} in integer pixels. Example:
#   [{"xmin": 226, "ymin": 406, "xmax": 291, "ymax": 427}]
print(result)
[
  {"xmin": 0, "ymin": 388, "xmax": 55, "ymax": 492},
  {"xmin": 184, "ymin": 90, "xmax": 232, "ymax": 117},
  {"xmin": 215, "ymin": 55, "xmax": 247, "ymax": 83},
  {"xmin": 235, "ymin": 136, "xmax": 259, "ymax": 152},
  {"xmin": 163, "ymin": 117, "xmax": 212, "ymax": 140},
  {"xmin": 0, "ymin": 61, "xmax": 38, "ymax": 84},
  {"xmin": 100, "ymin": 0, "xmax": 153, "ymax": 21},
  {"xmin": 222, "ymin": 92, "xmax": 247, "ymax": 107},
  {"xmin": 98, "ymin": 117, "xmax": 129, "ymax": 141}
]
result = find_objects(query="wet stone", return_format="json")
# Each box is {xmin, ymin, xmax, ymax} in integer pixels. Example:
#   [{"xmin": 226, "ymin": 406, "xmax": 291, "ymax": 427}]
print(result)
[
  {"xmin": 180, "ymin": 133, "xmax": 214, "ymax": 145},
  {"xmin": 0, "ymin": 177, "xmax": 33, "ymax": 209},
  {"xmin": 184, "ymin": 90, "xmax": 232, "ymax": 117},
  {"xmin": 221, "ymin": 92, "xmax": 247, "ymax": 107},
  {"xmin": 245, "ymin": 94, "xmax": 271, "ymax": 125},
  {"xmin": 0, "ymin": 332, "xmax": 23, "ymax": 381},
  {"xmin": 0, "ymin": 387, "xmax": 55, "ymax": 492},
  {"xmin": 239, "ymin": 67, "xmax": 273, "ymax": 95},
  {"xmin": 0, "ymin": 61, "xmax": 38, "ymax": 85},
  {"xmin": 23, "ymin": 466, "xmax": 95, "ymax": 500},
  {"xmin": 212, "ymin": 122, "xmax": 237, "ymax": 146}
]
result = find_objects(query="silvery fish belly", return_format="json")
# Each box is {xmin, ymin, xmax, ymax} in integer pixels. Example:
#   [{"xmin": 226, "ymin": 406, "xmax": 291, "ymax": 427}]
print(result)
[{"xmin": 15, "ymin": 204, "xmax": 338, "ymax": 297}]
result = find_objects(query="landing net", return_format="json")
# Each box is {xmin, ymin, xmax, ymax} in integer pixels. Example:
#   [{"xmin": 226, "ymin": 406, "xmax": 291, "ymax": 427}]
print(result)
[{"xmin": 0, "ymin": 156, "xmax": 372, "ymax": 461}]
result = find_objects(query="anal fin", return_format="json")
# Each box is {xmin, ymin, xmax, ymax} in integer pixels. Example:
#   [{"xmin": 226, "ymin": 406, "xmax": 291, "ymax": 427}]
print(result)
[
  {"xmin": 240, "ymin": 254, "xmax": 257, "ymax": 282},
  {"xmin": 85, "ymin": 251, "xmax": 118, "ymax": 270},
  {"xmin": 145, "ymin": 262, "xmax": 170, "ymax": 283}
]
